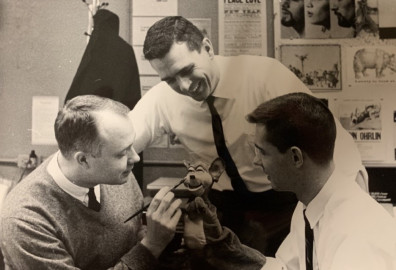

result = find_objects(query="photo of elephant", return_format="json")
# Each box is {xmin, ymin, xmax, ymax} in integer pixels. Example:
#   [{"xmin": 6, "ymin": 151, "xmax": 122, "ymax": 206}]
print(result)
[
  {"xmin": 353, "ymin": 48, "xmax": 396, "ymax": 79},
  {"xmin": 348, "ymin": 46, "xmax": 396, "ymax": 84}
]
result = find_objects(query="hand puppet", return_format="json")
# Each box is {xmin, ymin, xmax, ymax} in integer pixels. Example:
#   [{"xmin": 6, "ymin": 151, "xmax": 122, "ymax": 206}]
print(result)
[{"xmin": 182, "ymin": 157, "xmax": 225, "ymax": 249}]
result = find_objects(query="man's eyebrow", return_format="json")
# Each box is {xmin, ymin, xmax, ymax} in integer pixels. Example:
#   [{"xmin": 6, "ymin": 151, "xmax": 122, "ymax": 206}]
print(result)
[
  {"xmin": 254, "ymin": 143, "xmax": 265, "ymax": 153},
  {"xmin": 161, "ymin": 64, "xmax": 194, "ymax": 82}
]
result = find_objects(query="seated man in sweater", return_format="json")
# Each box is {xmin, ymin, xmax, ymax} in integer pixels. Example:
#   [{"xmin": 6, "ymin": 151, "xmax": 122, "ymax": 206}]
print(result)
[{"xmin": 0, "ymin": 95, "xmax": 182, "ymax": 269}]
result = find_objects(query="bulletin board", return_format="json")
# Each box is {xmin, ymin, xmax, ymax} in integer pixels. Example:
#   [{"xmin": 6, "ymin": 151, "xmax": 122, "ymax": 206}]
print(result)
[{"xmin": 273, "ymin": 0, "xmax": 396, "ymax": 167}]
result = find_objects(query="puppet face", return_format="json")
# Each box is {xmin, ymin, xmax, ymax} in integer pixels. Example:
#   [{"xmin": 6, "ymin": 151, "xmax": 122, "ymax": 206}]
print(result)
[{"xmin": 183, "ymin": 158, "xmax": 225, "ymax": 197}]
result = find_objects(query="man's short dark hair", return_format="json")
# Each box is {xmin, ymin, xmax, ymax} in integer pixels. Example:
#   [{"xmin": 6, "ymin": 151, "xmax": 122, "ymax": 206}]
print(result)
[
  {"xmin": 54, "ymin": 95, "xmax": 130, "ymax": 158},
  {"xmin": 247, "ymin": 92, "xmax": 336, "ymax": 165},
  {"xmin": 143, "ymin": 16, "xmax": 204, "ymax": 60}
]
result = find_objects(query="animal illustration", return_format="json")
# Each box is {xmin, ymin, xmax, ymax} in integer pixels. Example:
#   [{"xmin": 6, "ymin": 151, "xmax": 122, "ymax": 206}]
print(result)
[
  {"xmin": 353, "ymin": 48, "xmax": 396, "ymax": 79},
  {"xmin": 350, "ymin": 104, "xmax": 381, "ymax": 125},
  {"xmin": 182, "ymin": 157, "xmax": 225, "ymax": 249}
]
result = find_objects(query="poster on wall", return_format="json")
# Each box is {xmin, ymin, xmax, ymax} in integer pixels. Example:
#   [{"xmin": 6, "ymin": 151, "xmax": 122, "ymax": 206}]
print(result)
[
  {"xmin": 378, "ymin": 0, "xmax": 396, "ymax": 39},
  {"xmin": 132, "ymin": 0, "xmax": 177, "ymax": 16},
  {"xmin": 189, "ymin": 18, "xmax": 212, "ymax": 40},
  {"xmin": 346, "ymin": 46, "xmax": 396, "ymax": 86},
  {"xmin": 394, "ymin": 110, "xmax": 396, "ymax": 160},
  {"xmin": 132, "ymin": 17, "xmax": 164, "ymax": 46},
  {"xmin": 31, "ymin": 96, "xmax": 59, "ymax": 145},
  {"xmin": 280, "ymin": 44, "xmax": 341, "ymax": 91},
  {"xmin": 133, "ymin": 45, "xmax": 157, "ymax": 75},
  {"xmin": 277, "ymin": 0, "xmax": 381, "ymax": 40},
  {"xmin": 219, "ymin": 0, "xmax": 267, "ymax": 56},
  {"xmin": 337, "ymin": 98, "xmax": 385, "ymax": 161}
]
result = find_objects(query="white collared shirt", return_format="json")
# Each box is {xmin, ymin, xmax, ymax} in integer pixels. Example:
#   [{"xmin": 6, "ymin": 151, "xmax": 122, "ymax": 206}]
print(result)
[
  {"xmin": 263, "ymin": 169, "xmax": 396, "ymax": 270},
  {"xmin": 47, "ymin": 151, "xmax": 100, "ymax": 207}
]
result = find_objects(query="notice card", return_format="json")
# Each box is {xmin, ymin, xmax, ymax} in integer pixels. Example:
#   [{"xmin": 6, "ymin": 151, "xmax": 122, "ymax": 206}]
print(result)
[{"xmin": 31, "ymin": 96, "xmax": 59, "ymax": 145}]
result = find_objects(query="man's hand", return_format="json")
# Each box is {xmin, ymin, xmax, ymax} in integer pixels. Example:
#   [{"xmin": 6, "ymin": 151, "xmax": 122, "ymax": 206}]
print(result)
[
  {"xmin": 141, "ymin": 187, "xmax": 182, "ymax": 258},
  {"xmin": 186, "ymin": 197, "xmax": 223, "ymax": 241}
]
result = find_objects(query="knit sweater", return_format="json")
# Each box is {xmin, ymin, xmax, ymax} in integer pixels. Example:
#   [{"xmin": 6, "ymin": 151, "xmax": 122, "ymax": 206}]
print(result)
[{"xmin": 0, "ymin": 157, "xmax": 157, "ymax": 270}]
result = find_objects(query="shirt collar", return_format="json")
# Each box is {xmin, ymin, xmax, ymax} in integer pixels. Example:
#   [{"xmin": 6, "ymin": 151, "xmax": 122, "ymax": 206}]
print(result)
[
  {"xmin": 47, "ymin": 151, "xmax": 100, "ymax": 205},
  {"xmin": 211, "ymin": 56, "xmax": 235, "ymax": 100},
  {"xmin": 305, "ymin": 168, "xmax": 345, "ymax": 228}
]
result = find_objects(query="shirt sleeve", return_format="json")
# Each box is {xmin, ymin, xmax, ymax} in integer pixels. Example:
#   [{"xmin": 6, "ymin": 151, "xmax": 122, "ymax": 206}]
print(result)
[
  {"xmin": 333, "ymin": 117, "xmax": 368, "ymax": 191},
  {"xmin": 329, "ymin": 236, "xmax": 396, "ymax": 270},
  {"xmin": 128, "ymin": 82, "xmax": 170, "ymax": 153}
]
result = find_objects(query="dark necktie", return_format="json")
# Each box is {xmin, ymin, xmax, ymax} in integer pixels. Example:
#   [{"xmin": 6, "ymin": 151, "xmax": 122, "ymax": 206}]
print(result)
[
  {"xmin": 207, "ymin": 96, "xmax": 248, "ymax": 195},
  {"xmin": 88, "ymin": 187, "xmax": 101, "ymax": 212},
  {"xmin": 304, "ymin": 209, "xmax": 314, "ymax": 270}
]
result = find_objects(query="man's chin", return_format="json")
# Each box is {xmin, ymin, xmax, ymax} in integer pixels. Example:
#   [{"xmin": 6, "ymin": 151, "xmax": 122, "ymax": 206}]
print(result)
[{"xmin": 119, "ymin": 171, "xmax": 131, "ymax": 183}]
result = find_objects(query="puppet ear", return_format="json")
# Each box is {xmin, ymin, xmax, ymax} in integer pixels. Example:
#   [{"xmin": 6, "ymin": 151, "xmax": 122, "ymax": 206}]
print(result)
[
  {"xmin": 183, "ymin": 160, "xmax": 191, "ymax": 169},
  {"xmin": 208, "ymin": 157, "xmax": 225, "ymax": 181}
]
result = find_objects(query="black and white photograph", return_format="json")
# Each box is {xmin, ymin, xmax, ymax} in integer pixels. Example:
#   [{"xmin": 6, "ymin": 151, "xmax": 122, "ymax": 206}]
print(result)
[
  {"xmin": 1, "ymin": 1, "xmax": 396, "ymax": 269},
  {"xmin": 346, "ymin": 46, "xmax": 396, "ymax": 84},
  {"xmin": 338, "ymin": 99, "xmax": 385, "ymax": 161},
  {"xmin": 280, "ymin": 44, "xmax": 342, "ymax": 91}
]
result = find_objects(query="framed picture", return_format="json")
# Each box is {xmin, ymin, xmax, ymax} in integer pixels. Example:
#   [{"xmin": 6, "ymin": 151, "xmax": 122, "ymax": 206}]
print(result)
[{"xmin": 280, "ymin": 44, "xmax": 342, "ymax": 91}]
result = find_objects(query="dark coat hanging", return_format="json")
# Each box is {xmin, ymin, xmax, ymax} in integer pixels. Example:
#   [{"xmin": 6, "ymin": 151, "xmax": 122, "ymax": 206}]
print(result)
[{"xmin": 65, "ymin": 9, "xmax": 141, "ymax": 110}]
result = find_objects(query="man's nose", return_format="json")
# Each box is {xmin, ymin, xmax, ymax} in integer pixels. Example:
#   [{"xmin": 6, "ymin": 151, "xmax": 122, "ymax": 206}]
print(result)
[
  {"xmin": 127, "ymin": 147, "xmax": 140, "ymax": 164},
  {"xmin": 176, "ymin": 76, "xmax": 191, "ymax": 93}
]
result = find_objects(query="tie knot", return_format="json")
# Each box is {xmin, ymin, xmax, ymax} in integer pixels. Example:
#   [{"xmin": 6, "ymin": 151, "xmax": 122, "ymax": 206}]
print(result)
[
  {"xmin": 207, "ymin": 96, "xmax": 218, "ymax": 116},
  {"xmin": 207, "ymin": 95, "xmax": 215, "ymax": 106}
]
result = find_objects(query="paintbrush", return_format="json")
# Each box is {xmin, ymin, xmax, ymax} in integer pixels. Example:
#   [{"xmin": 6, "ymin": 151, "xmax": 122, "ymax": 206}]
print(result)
[{"xmin": 124, "ymin": 178, "xmax": 186, "ymax": 223}]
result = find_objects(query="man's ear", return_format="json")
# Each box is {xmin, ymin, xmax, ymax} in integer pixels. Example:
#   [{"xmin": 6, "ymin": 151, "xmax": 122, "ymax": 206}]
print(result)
[
  {"xmin": 74, "ymin": 152, "xmax": 90, "ymax": 169},
  {"xmin": 289, "ymin": 146, "xmax": 303, "ymax": 168},
  {"xmin": 208, "ymin": 157, "xmax": 225, "ymax": 181},
  {"xmin": 202, "ymin": 38, "xmax": 214, "ymax": 59}
]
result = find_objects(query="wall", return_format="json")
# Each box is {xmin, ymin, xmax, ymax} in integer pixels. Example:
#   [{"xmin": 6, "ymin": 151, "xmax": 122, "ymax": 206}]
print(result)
[
  {"xmin": 0, "ymin": 0, "xmax": 131, "ymax": 180},
  {"xmin": 1, "ymin": 1, "xmax": 394, "ymax": 194}
]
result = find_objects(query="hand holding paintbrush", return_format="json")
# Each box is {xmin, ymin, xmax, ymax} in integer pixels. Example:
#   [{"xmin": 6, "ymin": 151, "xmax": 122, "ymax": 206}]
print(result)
[{"xmin": 124, "ymin": 178, "xmax": 186, "ymax": 223}]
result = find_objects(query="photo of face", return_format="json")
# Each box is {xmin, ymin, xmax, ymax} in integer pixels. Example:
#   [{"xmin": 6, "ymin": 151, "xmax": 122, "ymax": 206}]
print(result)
[
  {"xmin": 281, "ymin": 0, "xmax": 305, "ymax": 37},
  {"xmin": 306, "ymin": 0, "xmax": 331, "ymax": 30},
  {"xmin": 332, "ymin": 0, "xmax": 356, "ymax": 28}
]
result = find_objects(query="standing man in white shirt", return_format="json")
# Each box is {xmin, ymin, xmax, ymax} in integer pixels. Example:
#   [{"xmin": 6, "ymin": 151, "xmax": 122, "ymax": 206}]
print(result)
[{"xmin": 129, "ymin": 16, "xmax": 367, "ymax": 255}]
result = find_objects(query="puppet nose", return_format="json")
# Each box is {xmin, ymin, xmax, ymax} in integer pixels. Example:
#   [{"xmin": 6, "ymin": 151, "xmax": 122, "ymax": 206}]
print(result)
[{"xmin": 184, "ymin": 174, "xmax": 200, "ymax": 188}]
